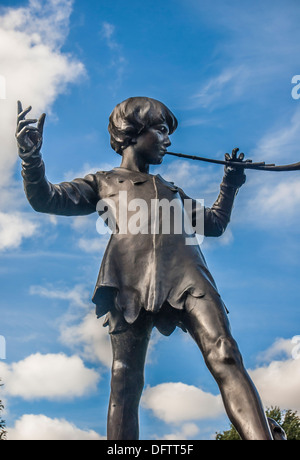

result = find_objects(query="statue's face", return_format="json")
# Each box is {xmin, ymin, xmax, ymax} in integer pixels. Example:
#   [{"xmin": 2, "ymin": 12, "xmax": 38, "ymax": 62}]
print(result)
[{"xmin": 133, "ymin": 123, "xmax": 171, "ymax": 165}]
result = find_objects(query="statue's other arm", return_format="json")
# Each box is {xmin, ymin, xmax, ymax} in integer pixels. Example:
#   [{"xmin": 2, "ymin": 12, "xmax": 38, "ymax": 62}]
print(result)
[
  {"xmin": 179, "ymin": 148, "xmax": 247, "ymax": 237},
  {"xmin": 204, "ymin": 148, "xmax": 247, "ymax": 236},
  {"xmin": 16, "ymin": 102, "xmax": 99, "ymax": 216}
]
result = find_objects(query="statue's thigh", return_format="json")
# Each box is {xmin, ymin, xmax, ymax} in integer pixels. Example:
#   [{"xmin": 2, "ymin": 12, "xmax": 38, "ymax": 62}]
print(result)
[{"xmin": 181, "ymin": 293, "xmax": 235, "ymax": 357}]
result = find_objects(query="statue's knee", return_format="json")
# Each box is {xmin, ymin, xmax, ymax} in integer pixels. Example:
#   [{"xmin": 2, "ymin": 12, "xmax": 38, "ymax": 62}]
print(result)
[
  {"xmin": 111, "ymin": 359, "xmax": 144, "ymax": 394},
  {"xmin": 206, "ymin": 336, "xmax": 243, "ymax": 377}
]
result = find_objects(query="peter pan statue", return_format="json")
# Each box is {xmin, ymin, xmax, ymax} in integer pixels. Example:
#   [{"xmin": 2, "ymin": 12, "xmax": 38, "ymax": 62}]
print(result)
[{"xmin": 16, "ymin": 97, "xmax": 274, "ymax": 440}]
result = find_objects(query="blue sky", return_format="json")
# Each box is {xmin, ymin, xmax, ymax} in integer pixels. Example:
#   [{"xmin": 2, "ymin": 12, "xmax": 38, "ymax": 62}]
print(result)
[{"xmin": 0, "ymin": 0, "xmax": 300, "ymax": 440}]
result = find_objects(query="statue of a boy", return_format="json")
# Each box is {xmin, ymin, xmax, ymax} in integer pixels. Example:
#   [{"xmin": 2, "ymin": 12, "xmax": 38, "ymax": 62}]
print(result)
[{"xmin": 16, "ymin": 97, "xmax": 273, "ymax": 440}]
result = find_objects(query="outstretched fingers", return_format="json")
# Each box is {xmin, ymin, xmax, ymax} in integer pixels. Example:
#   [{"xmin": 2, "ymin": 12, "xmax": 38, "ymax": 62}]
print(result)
[
  {"xmin": 231, "ymin": 147, "xmax": 239, "ymax": 160},
  {"xmin": 37, "ymin": 113, "xmax": 46, "ymax": 134},
  {"xmin": 16, "ymin": 125, "xmax": 40, "ymax": 143},
  {"xmin": 16, "ymin": 101, "xmax": 46, "ymax": 140},
  {"xmin": 17, "ymin": 101, "xmax": 32, "ymax": 122},
  {"xmin": 225, "ymin": 148, "xmax": 245, "ymax": 163},
  {"xmin": 17, "ymin": 118, "xmax": 38, "ymax": 132}
]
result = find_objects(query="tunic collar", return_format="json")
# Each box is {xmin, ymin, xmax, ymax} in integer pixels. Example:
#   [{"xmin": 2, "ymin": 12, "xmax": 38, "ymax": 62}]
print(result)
[
  {"xmin": 113, "ymin": 167, "xmax": 149, "ymax": 185},
  {"xmin": 112, "ymin": 167, "xmax": 178, "ymax": 190}
]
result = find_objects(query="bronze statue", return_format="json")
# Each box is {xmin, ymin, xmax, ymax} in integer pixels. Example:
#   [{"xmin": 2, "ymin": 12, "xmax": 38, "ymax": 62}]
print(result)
[{"xmin": 16, "ymin": 97, "xmax": 277, "ymax": 440}]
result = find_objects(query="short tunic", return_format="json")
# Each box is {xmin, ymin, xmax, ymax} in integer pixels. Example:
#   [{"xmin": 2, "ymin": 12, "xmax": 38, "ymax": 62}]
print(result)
[{"xmin": 21, "ymin": 156, "xmax": 240, "ymax": 335}]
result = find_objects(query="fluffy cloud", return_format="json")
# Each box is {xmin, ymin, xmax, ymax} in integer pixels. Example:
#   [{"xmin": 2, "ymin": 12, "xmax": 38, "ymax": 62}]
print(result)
[
  {"xmin": 249, "ymin": 358, "xmax": 300, "ymax": 412},
  {"xmin": 30, "ymin": 281, "xmax": 113, "ymax": 367},
  {"xmin": 29, "ymin": 283, "xmax": 90, "ymax": 308},
  {"xmin": 142, "ymin": 337, "xmax": 300, "ymax": 433},
  {"xmin": 191, "ymin": 2, "xmax": 300, "ymax": 110},
  {"xmin": 7, "ymin": 414, "xmax": 105, "ymax": 440},
  {"xmin": 100, "ymin": 21, "xmax": 127, "ymax": 94},
  {"xmin": 78, "ymin": 236, "xmax": 110, "ymax": 254},
  {"xmin": 193, "ymin": 66, "xmax": 249, "ymax": 109},
  {"xmin": 251, "ymin": 108, "xmax": 300, "ymax": 162},
  {"xmin": 155, "ymin": 160, "xmax": 220, "ymax": 197},
  {"xmin": 0, "ymin": 0, "xmax": 85, "ymax": 182},
  {"xmin": 160, "ymin": 423, "xmax": 200, "ymax": 441},
  {"xmin": 0, "ymin": 0, "xmax": 85, "ymax": 250},
  {"xmin": 0, "ymin": 211, "xmax": 38, "ymax": 250},
  {"xmin": 141, "ymin": 382, "xmax": 224, "ymax": 423},
  {"xmin": 235, "ymin": 173, "xmax": 300, "ymax": 229},
  {"xmin": 249, "ymin": 336, "xmax": 300, "ymax": 412},
  {"xmin": 257, "ymin": 337, "xmax": 299, "ymax": 362},
  {"xmin": 237, "ymin": 108, "xmax": 300, "ymax": 228},
  {"xmin": 60, "ymin": 310, "xmax": 112, "ymax": 368},
  {"xmin": 0, "ymin": 352, "xmax": 100, "ymax": 400}
]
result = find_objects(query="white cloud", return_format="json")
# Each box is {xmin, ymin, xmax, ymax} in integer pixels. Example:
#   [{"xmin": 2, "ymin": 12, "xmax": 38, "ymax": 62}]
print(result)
[
  {"xmin": 141, "ymin": 382, "xmax": 224, "ymax": 423},
  {"xmin": 60, "ymin": 310, "xmax": 112, "ymax": 368},
  {"xmin": 29, "ymin": 283, "xmax": 89, "ymax": 308},
  {"xmin": 193, "ymin": 66, "xmax": 248, "ymax": 109},
  {"xmin": 0, "ymin": 0, "xmax": 85, "ymax": 184},
  {"xmin": 71, "ymin": 215, "xmax": 96, "ymax": 233},
  {"xmin": 30, "ymin": 281, "xmax": 113, "ymax": 367},
  {"xmin": 190, "ymin": 2, "xmax": 300, "ymax": 109},
  {"xmin": 0, "ymin": 352, "xmax": 100, "ymax": 400},
  {"xmin": 0, "ymin": 211, "xmax": 38, "ymax": 250},
  {"xmin": 256, "ymin": 178, "xmax": 300, "ymax": 220},
  {"xmin": 63, "ymin": 161, "xmax": 118, "ymax": 181},
  {"xmin": 7, "ymin": 414, "xmax": 105, "ymax": 440},
  {"xmin": 251, "ymin": 108, "xmax": 300, "ymax": 162},
  {"xmin": 201, "ymin": 227, "xmax": 234, "ymax": 251},
  {"xmin": 142, "ymin": 338, "xmax": 300, "ymax": 433},
  {"xmin": 249, "ymin": 358, "xmax": 300, "ymax": 412},
  {"xmin": 0, "ymin": 0, "xmax": 85, "ymax": 250},
  {"xmin": 78, "ymin": 236, "xmax": 110, "ymax": 254},
  {"xmin": 232, "ymin": 108, "xmax": 300, "ymax": 229},
  {"xmin": 160, "ymin": 423, "xmax": 200, "ymax": 441},
  {"xmin": 248, "ymin": 337, "xmax": 300, "ymax": 412},
  {"xmin": 100, "ymin": 21, "xmax": 127, "ymax": 94},
  {"xmin": 257, "ymin": 337, "xmax": 297, "ymax": 363},
  {"xmin": 0, "ymin": 0, "xmax": 74, "ymax": 49},
  {"xmin": 239, "ymin": 174, "xmax": 300, "ymax": 228},
  {"xmin": 155, "ymin": 160, "xmax": 220, "ymax": 197},
  {"xmin": 101, "ymin": 22, "xmax": 119, "ymax": 50}
]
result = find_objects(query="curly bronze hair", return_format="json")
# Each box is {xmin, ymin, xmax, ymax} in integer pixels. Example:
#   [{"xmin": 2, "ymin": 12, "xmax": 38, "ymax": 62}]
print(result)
[{"xmin": 108, "ymin": 97, "xmax": 178, "ymax": 155}]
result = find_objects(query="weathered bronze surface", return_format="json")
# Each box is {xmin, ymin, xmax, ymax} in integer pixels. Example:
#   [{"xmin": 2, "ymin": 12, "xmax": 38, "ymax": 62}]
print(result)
[{"xmin": 16, "ymin": 97, "xmax": 282, "ymax": 440}]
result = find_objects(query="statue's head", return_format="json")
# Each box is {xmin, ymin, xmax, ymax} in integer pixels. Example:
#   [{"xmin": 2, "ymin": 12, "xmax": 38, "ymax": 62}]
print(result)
[{"xmin": 108, "ymin": 97, "xmax": 178, "ymax": 155}]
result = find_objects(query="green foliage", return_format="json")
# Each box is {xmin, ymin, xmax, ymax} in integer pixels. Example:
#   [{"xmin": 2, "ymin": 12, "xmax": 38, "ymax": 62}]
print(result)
[
  {"xmin": 280, "ymin": 409, "xmax": 300, "ymax": 441},
  {"xmin": 0, "ymin": 380, "xmax": 6, "ymax": 440},
  {"xmin": 215, "ymin": 407, "xmax": 300, "ymax": 440},
  {"xmin": 215, "ymin": 422, "xmax": 241, "ymax": 440}
]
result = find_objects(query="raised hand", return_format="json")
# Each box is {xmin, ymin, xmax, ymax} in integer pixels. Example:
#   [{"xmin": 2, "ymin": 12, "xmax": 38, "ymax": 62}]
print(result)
[
  {"xmin": 225, "ymin": 147, "xmax": 247, "ymax": 164},
  {"xmin": 224, "ymin": 147, "xmax": 248, "ymax": 187},
  {"xmin": 16, "ymin": 101, "xmax": 46, "ymax": 158}
]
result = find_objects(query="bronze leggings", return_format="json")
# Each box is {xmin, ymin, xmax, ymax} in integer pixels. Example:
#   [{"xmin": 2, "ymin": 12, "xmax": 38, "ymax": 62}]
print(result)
[{"xmin": 106, "ymin": 294, "xmax": 272, "ymax": 440}]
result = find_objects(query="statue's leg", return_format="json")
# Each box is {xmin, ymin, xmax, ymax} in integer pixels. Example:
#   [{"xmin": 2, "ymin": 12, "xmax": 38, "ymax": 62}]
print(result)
[
  {"xmin": 182, "ymin": 293, "xmax": 273, "ymax": 440},
  {"xmin": 107, "ymin": 310, "xmax": 154, "ymax": 440}
]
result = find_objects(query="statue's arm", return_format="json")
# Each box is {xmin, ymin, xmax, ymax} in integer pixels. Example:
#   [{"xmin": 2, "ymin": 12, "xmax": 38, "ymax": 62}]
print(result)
[
  {"xmin": 178, "ymin": 148, "xmax": 246, "ymax": 237},
  {"xmin": 16, "ymin": 102, "xmax": 99, "ymax": 216},
  {"xmin": 204, "ymin": 148, "xmax": 246, "ymax": 236}
]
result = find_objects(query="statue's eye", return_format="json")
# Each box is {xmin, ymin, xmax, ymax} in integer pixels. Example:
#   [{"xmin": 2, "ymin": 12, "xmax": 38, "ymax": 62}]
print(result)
[{"xmin": 158, "ymin": 126, "xmax": 167, "ymax": 133}]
